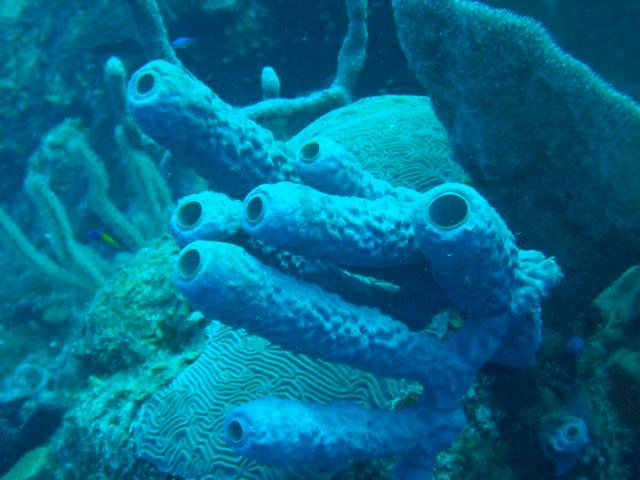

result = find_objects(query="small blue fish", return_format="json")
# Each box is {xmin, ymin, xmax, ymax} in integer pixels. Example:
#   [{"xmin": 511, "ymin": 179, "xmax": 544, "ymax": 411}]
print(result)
[
  {"xmin": 87, "ymin": 230, "xmax": 121, "ymax": 249},
  {"xmin": 566, "ymin": 336, "xmax": 586, "ymax": 356},
  {"xmin": 171, "ymin": 36, "xmax": 196, "ymax": 49}
]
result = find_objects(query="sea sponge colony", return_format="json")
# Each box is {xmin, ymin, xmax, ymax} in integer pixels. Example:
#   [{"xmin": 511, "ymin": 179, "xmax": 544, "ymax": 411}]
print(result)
[
  {"xmin": 127, "ymin": 57, "xmax": 561, "ymax": 478},
  {"xmin": 2, "ymin": 0, "xmax": 639, "ymax": 479}
]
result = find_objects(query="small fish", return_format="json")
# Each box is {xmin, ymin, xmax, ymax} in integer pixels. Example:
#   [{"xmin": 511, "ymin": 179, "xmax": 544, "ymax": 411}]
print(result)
[
  {"xmin": 87, "ymin": 230, "xmax": 121, "ymax": 249},
  {"xmin": 171, "ymin": 36, "xmax": 196, "ymax": 49},
  {"xmin": 566, "ymin": 335, "xmax": 586, "ymax": 356}
]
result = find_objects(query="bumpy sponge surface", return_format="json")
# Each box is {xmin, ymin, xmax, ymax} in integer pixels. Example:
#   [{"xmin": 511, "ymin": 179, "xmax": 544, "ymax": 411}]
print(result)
[
  {"xmin": 242, "ymin": 182, "xmax": 422, "ymax": 267},
  {"xmin": 127, "ymin": 60, "xmax": 293, "ymax": 196},
  {"xmin": 224, "ymin": 396, "xmax": 465, "ymax": 467}
]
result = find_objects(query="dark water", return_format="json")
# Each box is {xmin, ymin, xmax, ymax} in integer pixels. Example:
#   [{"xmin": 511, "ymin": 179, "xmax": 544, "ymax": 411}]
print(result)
[{"xmin": 0, "ymin": 0, "xmax": 638, "ymax": 479}]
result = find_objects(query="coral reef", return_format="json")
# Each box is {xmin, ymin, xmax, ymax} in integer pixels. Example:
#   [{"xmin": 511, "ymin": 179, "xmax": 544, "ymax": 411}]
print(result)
[
  {"xmin": 0, "ymin": 0, "xmax": 638, "ymax": 478},
  {"xmin": 128, "ymin": 44, "xmax": 561, "ymax": 475},
  {"xmin": 49, "ymin": 348, "xmax": 202, "ymax": 480},
  {"xmin": 584, "ymin": 265, "xmax": 640, "ymax": 431},
  {"xmin": 126, "ymin": 0, "xmax": 637, "ymax": 478}
]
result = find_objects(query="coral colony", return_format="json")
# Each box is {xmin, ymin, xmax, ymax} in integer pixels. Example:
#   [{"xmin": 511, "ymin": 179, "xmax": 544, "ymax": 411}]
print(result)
[
  {"xmin": 125, "ymin": 1, "xmax": 574, "ymax": 477},
  {"xmin": 1, "ymin": 0, "xmax": 638, "ymax": 478}
]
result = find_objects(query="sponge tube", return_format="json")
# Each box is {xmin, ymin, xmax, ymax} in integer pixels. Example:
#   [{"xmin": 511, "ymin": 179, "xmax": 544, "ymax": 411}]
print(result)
[
  {"xmin": 414, "ymin": 183, "xmax": 521, "ymax": 318},
  {"xmin": 295, "ymin": 137, "xmax": 418, "ymax": 202},
  {"xmin": 176, "ymin": 240, "xmax": 477, "ymax": 406},
  {"xmin": 414, "ymin": 183, "xmax": 561, "ymax": 368},
  {"xmin": 127, "ymin": 60, "xmax": 294, "ymax": 196},
  {"xmin": 242, "ymin": 182, "xmax": 422, "ymax": 267},
  {"xmin": 224, "ymin": 396, "xmax": 465, "ymax": 467},
  {"xmin": 170, "ymin": 191, "xmax": 243, "ymax": 247}
]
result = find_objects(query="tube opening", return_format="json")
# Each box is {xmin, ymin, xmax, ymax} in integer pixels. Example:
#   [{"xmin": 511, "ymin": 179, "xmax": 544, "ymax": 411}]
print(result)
[
  {"xmin": 245, "ymin": 195, "xmax": 264, "ymax": 224},
  {"xmin": 428, "ymin": 193, "xmax": 469, "ymax": 229},
  {"xmin": 299, "ymin": 140, "xmax": 320, "ymax": 163},
  {"xmin": 136, "ymin": 72, "xmax": 155, "ymax": 95},
  {"xmin": 227, "ymin": 420, "xmax": 243, "ymax": 443},
  {"xmin": 177, "ymin": 200, "xmax": 202, "ymax": 229},
  {"xmin": 178, "ymin": 248, "xmax": 201, "ymax": 279}
]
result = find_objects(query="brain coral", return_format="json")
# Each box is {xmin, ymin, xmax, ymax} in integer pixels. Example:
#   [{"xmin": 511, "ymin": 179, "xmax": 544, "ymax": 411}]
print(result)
[
  {"xmin": 133, "ymin": 321, "xmax": 414, "ymax": 479},
  {"xmin": 290, "ymin": 95, "xmax": 470, "ymax": 192}
]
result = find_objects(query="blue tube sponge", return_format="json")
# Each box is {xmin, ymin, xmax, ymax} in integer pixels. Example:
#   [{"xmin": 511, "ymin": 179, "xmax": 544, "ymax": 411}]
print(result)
[
  {"xmin": 175, "ymin": 240, "xmax": 477, "ymax": 406},
  {"xmin": 295, "ymin": 137, "xmax": 418, "ymax": 202},
  {"xmin": 540, "ymin": 415, "xmax": 589, "ymax": 476},
  {"xmin": 224, "ymin": 396, "xmax": 465, "ymax": 467},
  {"xmin": 170, "ymin": 191, "xmax": 243, "ymax": 247},
  {"xmin": 414, "ymin": 183, "xmax": 561, "ymax": 319},
  {"xmin": 127, "ymin": 60, "xmax": 294, "ymax": 196},
  {"xmin": 414, "ymin": 183, "xmax": 562, "ymax": 367},
  {"xmin": 414, "ymin": 183, "xmax": 518, "ymax": 317},
  {"xmin": 241, "ymin": 182, "xmax": 422, "ymax": 267}
]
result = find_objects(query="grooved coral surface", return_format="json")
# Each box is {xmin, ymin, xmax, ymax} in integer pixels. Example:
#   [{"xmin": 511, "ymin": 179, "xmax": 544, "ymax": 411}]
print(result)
[
  {"xmin": 290, "ymin": 95, "xmax": 470, "ymax": 192},
  {"xmin": 133, "ymin": 322, "xmax": 410, "ymax": 479}
]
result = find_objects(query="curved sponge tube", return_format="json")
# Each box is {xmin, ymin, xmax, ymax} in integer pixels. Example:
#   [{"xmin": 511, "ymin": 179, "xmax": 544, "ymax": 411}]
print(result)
[
  {"xmin": 414, "ymin": 183, "xmax": 562, "ymax": 367},
  {"xmin": 414, "ymin": 183, "xmax": 521, "ymax": 318},
  {"xmin": 175, "ymin": 240, "xmax": 477, "ymax": 406},
  {"xmin": 224, "ymin": 396, "xmax": 465, "ymax": 467},
  {"xmin": 127, "ymin": 60, "xmax": 294, "ymax": 196},
  {"xmin": 242, "ymin": 182, "xmax": 422, "ymax": 267}
]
